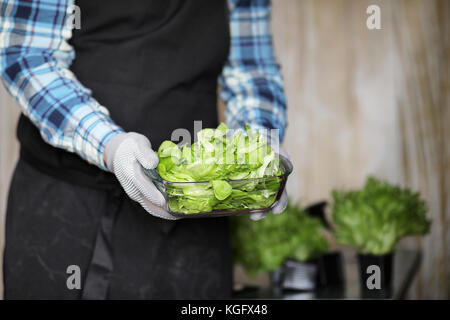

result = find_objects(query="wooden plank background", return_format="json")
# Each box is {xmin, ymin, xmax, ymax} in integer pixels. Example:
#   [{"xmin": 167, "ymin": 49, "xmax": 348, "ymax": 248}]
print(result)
[
  {"xmin": 0, "ymin": 88, "xmax": 20, "ymax": 299},
  {"xmin": 0, "ymin": 0, "xmax": 448, "ymax": 299}
]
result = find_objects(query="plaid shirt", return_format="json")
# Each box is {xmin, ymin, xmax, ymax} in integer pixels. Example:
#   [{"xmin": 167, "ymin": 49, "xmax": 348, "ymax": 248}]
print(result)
[{"xmin": 0, "ymin": 0, "xmax": 287, "ymax": 170}]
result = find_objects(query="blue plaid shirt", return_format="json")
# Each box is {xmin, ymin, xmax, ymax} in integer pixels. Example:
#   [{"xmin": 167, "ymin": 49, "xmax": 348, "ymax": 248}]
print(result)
[{"xmin": 0, "ymin": 0, "xmax": 287, "ymax": 170}]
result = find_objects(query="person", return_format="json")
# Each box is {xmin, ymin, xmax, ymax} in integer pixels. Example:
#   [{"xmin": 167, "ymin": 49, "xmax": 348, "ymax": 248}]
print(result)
[{"xmin": 0, "ymin": 0, "xmax": 287, "ymax": 299}]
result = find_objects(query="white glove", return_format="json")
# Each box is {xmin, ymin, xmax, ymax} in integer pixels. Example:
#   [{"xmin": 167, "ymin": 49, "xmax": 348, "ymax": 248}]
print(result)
[
  {"xmin": 250, "ymin": 146, "xmax": 290, "ymax": 221},
  {"xmin": 104, "ymin": 132, "xmax": 177, "ymax": 220}
]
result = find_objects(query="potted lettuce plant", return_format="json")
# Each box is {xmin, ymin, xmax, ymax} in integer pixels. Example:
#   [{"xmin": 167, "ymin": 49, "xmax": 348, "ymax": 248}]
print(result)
[
  {"xmin": 331, "ymin": 177, "xmax": 430, "ymax": 291},
  {"xmin": 231, "ymin": 202, "xmax": 330, "ymax": 291}
]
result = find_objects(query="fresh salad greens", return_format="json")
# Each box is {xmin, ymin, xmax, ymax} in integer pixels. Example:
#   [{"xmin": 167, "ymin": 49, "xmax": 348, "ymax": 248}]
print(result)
[
  {"xmin": 332, "ymin": 177, "xmax": 431, "ymax": 255},
  {"xmin": 231, "ymin": 202, "xmax": 329, "ymax": 275},
  {"xmin": 155, "ymin": 123, "xmax": 284, "ymax": 214}
]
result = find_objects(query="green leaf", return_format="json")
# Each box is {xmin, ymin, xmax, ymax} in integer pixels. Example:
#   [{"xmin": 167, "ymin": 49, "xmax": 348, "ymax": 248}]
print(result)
[{"xmin": 212, "ymin": 180, "xmax": 232, "ymax": 200}]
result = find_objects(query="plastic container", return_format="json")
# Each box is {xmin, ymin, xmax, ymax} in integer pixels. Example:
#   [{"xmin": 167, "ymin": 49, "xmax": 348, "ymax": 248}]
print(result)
[{"xmin": 144, "ymin": 155, "xmax": 293, "ymax": 218}]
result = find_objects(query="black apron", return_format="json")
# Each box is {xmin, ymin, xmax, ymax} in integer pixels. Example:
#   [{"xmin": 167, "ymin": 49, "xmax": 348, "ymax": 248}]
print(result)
[{"xmin": 4, "ymin": 0, "xmax": 232, "ymax": 299}]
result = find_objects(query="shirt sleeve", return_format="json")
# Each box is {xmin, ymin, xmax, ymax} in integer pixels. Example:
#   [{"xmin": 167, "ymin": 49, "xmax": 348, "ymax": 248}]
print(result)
[
  {"xmin": 219, "ymin": 0, "xmax": 287, "ymax": 142},
  {"xmin": 0, "ymin": 0, "xmax": 124, "ymax": 170}
]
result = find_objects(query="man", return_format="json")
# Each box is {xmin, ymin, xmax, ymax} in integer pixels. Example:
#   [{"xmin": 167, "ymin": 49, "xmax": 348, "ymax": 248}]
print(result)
[{"xmin": 0, "ymin": 0, "xmax": 287, "ymax": 299}]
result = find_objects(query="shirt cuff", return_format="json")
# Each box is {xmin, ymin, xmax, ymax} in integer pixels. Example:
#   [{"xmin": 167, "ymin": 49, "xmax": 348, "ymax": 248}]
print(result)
[{"xmin": 72, "ymin": 107, "xmax": 125, "ymax": 170}]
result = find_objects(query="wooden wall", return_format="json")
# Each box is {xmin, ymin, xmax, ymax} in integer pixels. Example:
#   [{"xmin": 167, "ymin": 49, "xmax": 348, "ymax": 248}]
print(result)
[
  {"xmin": 0, "ymin": 90, "xmax": 19, "ymax": 299},
  {"xmin": 271, "ymin": 0, "xmax": 449, "ymax": 299},
  {"xmin": 0, "ymin": 0, "xmax": 448, "ymax": 299}
]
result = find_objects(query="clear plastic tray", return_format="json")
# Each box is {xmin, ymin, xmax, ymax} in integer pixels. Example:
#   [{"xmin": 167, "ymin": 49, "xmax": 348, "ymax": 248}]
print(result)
[{"xmin": 144, "ymin": 155, "xmax": 293, "ymax": 218}]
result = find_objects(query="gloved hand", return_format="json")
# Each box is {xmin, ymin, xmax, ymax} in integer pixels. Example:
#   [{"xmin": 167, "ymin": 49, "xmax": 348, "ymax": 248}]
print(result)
[
  {"xmin": 250, "ymin": 146, "xmax": 290, "ymax": 221},
  {"xmin": 104, "ymin": 132, "xmax": 177, "ymax": 220}
]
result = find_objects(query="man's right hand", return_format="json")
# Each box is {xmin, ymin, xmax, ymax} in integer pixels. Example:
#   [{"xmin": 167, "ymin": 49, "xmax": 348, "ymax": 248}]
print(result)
[{"xmin": 104, "ymin": 132, "xmax": 178, "ymax": 220}]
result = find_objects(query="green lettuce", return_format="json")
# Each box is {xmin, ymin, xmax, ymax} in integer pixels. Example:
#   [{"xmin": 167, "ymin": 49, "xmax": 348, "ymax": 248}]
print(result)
[
  {"xmin": 231, "ymin": 202, "xmax": 329, "ymax": 275},
  {"xmin": 156, "ymin": 123, "xmax": 283, "ymax": 214},
  {"xmin": 332, "ymin": 177, "xmax": 431, "ymax": 255}
]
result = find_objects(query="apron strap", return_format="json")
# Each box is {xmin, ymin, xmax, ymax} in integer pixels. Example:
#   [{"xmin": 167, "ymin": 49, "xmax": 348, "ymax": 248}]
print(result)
[{"xmin": 82, "ymin": 187, "xmax": 123, "ymax": 300}]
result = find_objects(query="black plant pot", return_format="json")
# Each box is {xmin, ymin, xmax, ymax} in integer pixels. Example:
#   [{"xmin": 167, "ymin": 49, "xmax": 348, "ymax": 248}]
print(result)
[
  {"xmin": 358, "ymin": 253, "xmax": 393, "ymax": 298},
  {"xmin": 315, "ymin": 252, "xmax": 345, "ymax": 288}
]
